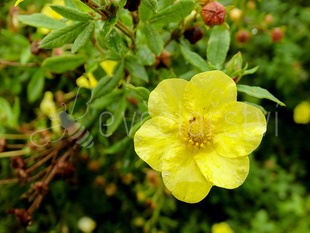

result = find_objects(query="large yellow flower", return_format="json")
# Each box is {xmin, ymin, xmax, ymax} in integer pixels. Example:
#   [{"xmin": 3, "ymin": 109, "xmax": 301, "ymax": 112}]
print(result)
[{"xmin": 134, "ymin": 71, "xmax": 266, "ymax": 203}]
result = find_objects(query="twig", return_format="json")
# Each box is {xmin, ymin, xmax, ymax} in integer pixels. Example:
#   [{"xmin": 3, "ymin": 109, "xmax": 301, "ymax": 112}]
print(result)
[
  {"xmin": 0, "ymin": 60, "xmax": 37, "ymax": 67},
  {"xmin": 0, "ymin": 150, "xmax": 27, "ymax": 158},
  {"xmin": 0, "ymin": 178, "xmax": 19, "ymax": 184}
]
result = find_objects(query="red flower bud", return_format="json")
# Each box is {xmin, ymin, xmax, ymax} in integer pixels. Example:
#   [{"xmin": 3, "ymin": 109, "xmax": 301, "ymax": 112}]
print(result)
[
  {"xmin": 201, "ymin": 1, "xmax": 226, "ymax": 26},
  {"xmin": 184, "ymin": 27, "xmax": 204, "ymax": 44},
  {"xmin": 236, "ymin": 30, "xmax": 250, "ymax": 43},
  {"xmin": 272, "ymin": 27, "xmax": 284, "ymax": 42}
]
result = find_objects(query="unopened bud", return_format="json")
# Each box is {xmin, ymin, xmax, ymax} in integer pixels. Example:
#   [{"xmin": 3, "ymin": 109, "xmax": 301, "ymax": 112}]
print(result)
[
  {"xmin": 11, "ymin": 156, "xmax": 25, "ymax": 169},
  {"xmin": 247, "ymin": 0, "xmax": 256, "ymax": 10},
  {"xmin": 105, "ymin": 183, "xmax": 117, "ymax": 196},
  {"xmin": 124, "ymin": 0, "xmax": 141, "ymax": 12},
  {"xmin": 31, "ymin": 181, "xmax": 49, "ymax": 195},
  {"xmin": 0, "ymin": 138, "xmax": 6, "ymax": 152},
  {"xmin": 7, "ymin": 209, "xmax": 33, "ymax": 227},
  {"xmin": 31, "ymin": 39, "xmax": 41, "ymax": 55},
  {"xmin": 264, "ymin": 14, "xmax": 274, "ymax": 24},
  {"xmin": 229, "ymin": 8, "xmax": 242, "ymax": 21},
  {"xmin": 201, "ymin": 1, "xmax": 226, "ymax": 26},
  {"xmin": 95, "ymin": 176, "xmax": 105, "ymax": 187},
  {"xmin": 88, "ymin": 160, "xmax": 100, "ymax": 172},
  {"xmin": 184, "ymin": 27, "xmax": 204, "ymax": 44},
  {"xmin": 155, "ymin": 50, "xmax": 171, "ymax": 68},
  {"xmin": 236, "ymin": 30, "xmax": 250, "ymax": 43},
  {"xmin": 272, "ymin": 27, "xmax": 284, "ymax": 42},
  {"xmin": 57, "ymin": 161, "xmax": 75, "ymax": 177}
]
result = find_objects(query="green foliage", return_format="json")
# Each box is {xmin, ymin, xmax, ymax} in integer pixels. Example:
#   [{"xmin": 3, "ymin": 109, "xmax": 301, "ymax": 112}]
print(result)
[{"xmin": 1, "ymin": 0, "xmax": 310, "ymax": 232}]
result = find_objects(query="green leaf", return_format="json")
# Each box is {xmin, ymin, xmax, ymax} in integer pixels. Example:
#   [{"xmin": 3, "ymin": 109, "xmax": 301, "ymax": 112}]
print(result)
[
  {"xmin": 42, "ymin": 54, "xmax": 86, "ymax": 73},
  {"xmin": 27, "ymin": 69, "xmax": 45, "ymax": 103},
  {"xmin": 18, "ymin": 13, "xmax": 67, "ymax": 29},
  {"xmin": 91, "ymin": 89, "xmax": 123, "ymax": 109},
  {"xmin": 142, "ymin": 0, "xmax": 158, "ymax": 13},
  {"xmin": 106, "ymin": 96, "xmax": 128, "ymax": 136},
  {"xmin": 100, "ymin": 17, "xmax": 117, "ymax": 40},
  {"xmin": 180, "ymin": 45, "xmax": 209, "ymax": 72},
  {"xmin": 207, "ymin": 25, "xmax": 230, "ymax": 70},
  {"xmin": 237, "ymin": 85, "xmax": 286, "ymax": 106},
  {"xmin": 125, "ymin": 55, "xmax": 149, "ymax": 82},
  {"xmin": 72, "ymin": 21, "xmax": 95, "ymax": 53},
  {"xmin": 243, "ymin": 101, "xmax": 268, "ymax": 115},
  {"xmin": 93, "ymin": 62, "xmax": 125, "ymax": 99},
  {"xmin": 39, "ymin": 22, "xmax": 89, "ymax": 49},
  {"xmin": 244, "ymin": 65, "xmax": 259, "ymax": 75},
  {"xmin": 50, "ymin": 5, "xmax": 94, "ymax": 21},
  {"xmin": 137, "ymin": 45, "xmax": 155, "ymax": 66},
  {"xmin": 104, "ymin": 137, "xmax": 131, "ymax": 154},
  {"xmin": 142, "ymin": 24, "xmax": 164, "ymax": 56},
  {"xmin": 70, "ymin": 0, "xmax": 96, "ymax": 13},
  {"xmin": 105, "ymin": 29, "xmax": 128, "ymax": 56},
  {"xmin": 0, "ymin": 98, "xmax": 13, "ymax": 127},
  {"xmin": 139, "ymin": 0, "xmax": 153, "ymax": 23},
  {"xmin": 125, "ymin": 84, "xmax": 150, "ymax": 101},
  {"xmin": 149, "ymin": 0, "xmax": 195, "ymax": 25}
]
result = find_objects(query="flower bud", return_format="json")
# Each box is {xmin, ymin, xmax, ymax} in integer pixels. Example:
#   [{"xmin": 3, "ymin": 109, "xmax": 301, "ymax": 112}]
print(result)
[
  {"xmin": 201, "ymin": 1, "xmax": 226, "ymax": 26},
  {"xmin": 121, "ymin": 173, "xmax": 133, "ymax": 185},
  {"xmin": 124, "ymin": 0, "xmax": 141, "ymax": 12},
  {"xmin": 105, "ymin": 183, "xmax": 117, "ymax": 196},
  {"xmin": 264, "ymin": 14, "xmax": 274, "ymax": 24},
  {"xmin": 272, "ymin": 27, "xmax": 284, "ymax": 42},
  {"xmin": 236, "ymin": 30, "xmax": 250, "ymax": 43},
  {"xmin": 31, "ymin": 181, "xmax": 49, "ymax": 196},
  {"xmin": 95, "ymin": 176, "xmax": 105, "ymax": 187},
  {"xmin": 7, "ymin": 209, "xmax": 33, "ymax": 227},
  {"xmin": 184, "ymin": 27, "xmax": 204, "ymax": 44},
  {"xmin": 11, "ymin": 156, "xmax": 25, "ymax": 169},
  {"xmin": 155, "ymin": 50, "xmax": 171, "ymax": 68},
  {"xmin": 229, "ymin": 8, "xmax": 242, "ymax": 21},
  {"xmin": 247, "ymin": 1, "xmax": 256, "ymax": 10},
  {"xmin": 57, "ymin": 161, "xmax": 75, "ymax": 177},
  {"xmin": 0, "ymin": 138, "xmax": 6, "ymax": 152},
  {"xmin": 31, "ymin": 39, "xmax": 41, "ymax": 55},
  {"xmin": 88, "ymin": 160, "xmax": 100, "ymax": 172}
]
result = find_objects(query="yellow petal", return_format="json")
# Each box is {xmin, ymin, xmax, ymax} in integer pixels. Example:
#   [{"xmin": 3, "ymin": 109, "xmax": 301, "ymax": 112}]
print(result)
[
  {"xmin": 15, "ymin": 0, "xmax": 24, "ymax": 6},
  {"xmin": 162, "ymin": 146, "xmax": 213, "ymax": 203},
  {"xmin": 211, "ymin": 102, "xmax": 266, "ymax": 158},
  {"xmin": 88, "ymin": 73, "xmax": 98, "ymax": 89},
  {"xmin": 183, "ymin": 71, "xmax": 237, "ymax": 115},
  {"xmin": 148, "ymin": 78, "xmax": 188, "ymax": 120},
  {"xmin": 212, "ymin": 222, "xmax": 234, "ymax": 233},
  {"xmin": 294, "ymin": 101, "xmax": 310, "ymax": 124},
  {"xmin": 134, "ymin": 117, "xmax": 179, "ymax": 171},
  {"xmin": 76, "ymin": 76, "xmax": 90, "ymax": 88},
  {"xmin": 194, "ymin": 147, "xmax": 249, "ymax": 189},
  {"xmin": 100, "ymin": 60, "xmax": 118, "ymax": 76}
]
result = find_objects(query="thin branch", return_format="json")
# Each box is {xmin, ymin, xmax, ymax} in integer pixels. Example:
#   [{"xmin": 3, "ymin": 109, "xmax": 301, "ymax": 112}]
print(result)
[{"xmin": 0, "ymin": 60, "xmax": 37, "ymax": 67}]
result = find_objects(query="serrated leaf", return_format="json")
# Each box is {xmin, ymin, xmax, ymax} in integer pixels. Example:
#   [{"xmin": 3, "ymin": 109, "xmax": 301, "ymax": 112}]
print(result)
[
  {"xmin": 40, "ymin": 22, "xmax": 89, "ymax": 49},
  {"xmin": 180, "ymin": 45, "xmax": 209, "ymax": 72},
  {"xmin": 125, "ymin": 84, "xmax": 150, "ymax": 101},
  {"xmin": 142, "ymin": 24, "xmax": 164, "ymax": 56},
  {"xmin": 149, "ymin": 0, "xmax": 195, "ymax": 25},
  {"xmin": 207, "ymin": 25, "xmax": 230, "ymax": 70},
  {"xmin": 93, "ymin": 62, "xmax": 125, "ymax": 99},
  {"xmin": 125, "ymin": 55, "xmax": 149, "ymax": 82},
  {"xmin": 27, "ymin": 69, "xmax": 45, "ymax": 103},
  {"xmin": 237, "ymin": 85, "xmax": 286, "ymax": 106},
  {"xmin": 42, "ymin": 54, "xmax": 86, "ymax": 73},
  {"xmin": 105, "ymin": 29, "xmax": 128, "ymax": 56},
  {"xmin": 50, "ymin": 5, "xmax": 94, "ymax": 21},
  {"xmin": 18, "ymin": 13, "xmax": 67, "ymax": 29},
  {"xmin": 72, "ymin": 21, "xmax": 95, "ymax": 53}
]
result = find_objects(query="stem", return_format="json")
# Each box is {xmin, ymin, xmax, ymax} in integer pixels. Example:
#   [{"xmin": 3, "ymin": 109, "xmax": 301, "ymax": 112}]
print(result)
[
  {"xmin": 6, "ymin": 144, "xmax": 25, "ymax": 149},
  {"xmin": 0, "ymin": 150, "xmax": 27, "ymax": 158},
  {"xmin": 94, "ymin": 38, "xmax": 105, "ymax": 55},
  {"xmin": 0, "ymin": 178, "xmax": 19, "ymax": 184},
  {"xmin": 25, "ymin": 150, "xmax": 57, "ymax": 173},
  {"xmin": 116, "ymin": 21, "xmax": 135, "ymax": 44},
  {"xmin": 0, "ymin": 60, "xmax": 37, "ymax": 67},
  {"xmin": 0, "ymin": 134, "xmax": 30, "ymax": 140},
  {"xmin": 27, "ymin": 195, "xmax": 43, "ymax": 214}
]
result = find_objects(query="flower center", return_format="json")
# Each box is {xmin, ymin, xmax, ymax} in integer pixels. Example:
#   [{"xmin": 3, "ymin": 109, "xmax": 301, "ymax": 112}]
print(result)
[{"xmin": 179, "ymin": 115, "xmax": 213, "ymax": 149}]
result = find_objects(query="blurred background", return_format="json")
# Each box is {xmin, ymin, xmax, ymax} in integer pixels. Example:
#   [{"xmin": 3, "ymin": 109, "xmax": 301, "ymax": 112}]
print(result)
[{"xmin": 1, "ymin": 0, "xmax": 310, "ymax": 232}]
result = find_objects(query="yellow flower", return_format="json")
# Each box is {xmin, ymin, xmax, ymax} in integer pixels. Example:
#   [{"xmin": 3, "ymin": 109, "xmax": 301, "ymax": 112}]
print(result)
[
  {"xmin": 293, "ymin": 101, "xmax": 310, "ymax": 124},
  {"xmin": 212, "ymin": 222, "xmax": 234, "ymax": 233},
  {"xmin": 40, "ymin": 91, "xmax": 61, "ymax": 133},
  {"xmin": 76, "ymin": 73, "xmax": 98, "ymax": 89},
  {"xmin": 134, "ymin": 71, "xmax": 266, "ymax": 203},
  {"xmin": 100, "ymin": 60, "xmax": 118, "ymax": 76}
]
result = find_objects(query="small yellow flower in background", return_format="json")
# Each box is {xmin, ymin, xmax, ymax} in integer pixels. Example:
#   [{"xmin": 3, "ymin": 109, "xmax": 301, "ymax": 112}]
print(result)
[
  {"xmin": 293, "ymin": 101, "xmax": 310, "ymax": 124},
  {"xmin": 76, "ymin": 73, "xmax": 98, "ymax": 89},
  {"xmin": 100, "ymin": 60, "xmax": 118, "ymax": 76},
  {"xmin": 212, "ymin": 222, "xmax": 234, "ymax": 233},
  {"xmin": 40, "ymin": 91, "xmax": 61, "ymax": 133},
  {"xmin": 38, "ymin": 0, "xmax": 65, "ymax": 35},
  {"xmin": 77, "ymin": 216, "xmax": 96, "ymax": 233},
  {"xmin": 134, "ymin": 71, "xmax": 266, "ymax": 203}
]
